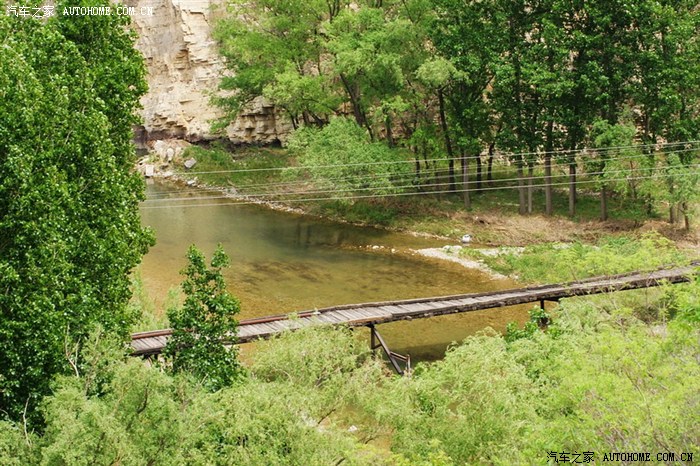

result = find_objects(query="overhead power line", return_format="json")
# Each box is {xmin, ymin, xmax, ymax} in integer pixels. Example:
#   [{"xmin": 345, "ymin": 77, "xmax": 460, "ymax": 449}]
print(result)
[
  {"xmin": 143, "ymin": 160, "xmax": 700, "ymax": 203},
  {"xmin": 177, "ymin": 140, "xmax": 700, "ymax": 176},
  {"xmin": 140, "ymin": 169, "xmax": 699, "ymax": 210},
  {"xmin": 144, "ymin": 146, "xmax": 700, "ymax": 199}
]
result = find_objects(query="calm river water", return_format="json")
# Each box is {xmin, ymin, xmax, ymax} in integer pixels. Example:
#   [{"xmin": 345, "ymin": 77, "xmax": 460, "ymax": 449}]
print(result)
[{"xmin": 139, "ymin": 181, "xmax": 527, "ymax": 361}]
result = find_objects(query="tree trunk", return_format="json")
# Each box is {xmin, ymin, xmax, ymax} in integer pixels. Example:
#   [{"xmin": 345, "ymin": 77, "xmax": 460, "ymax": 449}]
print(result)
[
  {"xmin": 462, "ymin": 151, "xmax": 470, "ymax": 209},
  {"xmin": 385, "ymin": 115, "xmax": 394, "ymax": 148},
  {"xmin": 487, "ymin": 140, "xmax": 495, "ymax": 186},
  {"xmin": 434, "ymin": 158, "xmax": 441, "ymax": 198},
  {"xmin": 600, "ymin": 185, "xmax": 608, "ymax": 221},
  {"xmin": 423, "ymin": 143, "xmax": 432, "ymax": 192},
  {"xmin": 544, "ymin": 121, "xmax": 553, "ymax": 215},
  {"xmin": 682, "ymin": 202, "xmax": 690, "ymax": 231},
  {"xmin": 437, "ymin": 88, "xmax": 456, "ymax": 192},
  {"xmin": 568, "ymin": 161, "xmax": 577, "ymax": 217},
  {"xmin": 646, "ymin": 151, "xmax": 656, "ymax": 215},
  {"xmin": 339, "ymin": 73, "xmax": 373, "ymax": 139},
  {"xmin": 527, "ymin": 163, "xmax": 534, "ymax": 214},
  {"xmin": 668, "ymin": 182, "xmax": 676, "ymax": 224},
  {"xmin": 517, "ymin": 159, "xmax": 526, "ymax": 215},
  {"xmin": 475, "ymin": 155, "xmax": 482, "ymax": 191},
  {"xmin": 413, "ymin": 147, "xmax": 421, "ymax": 183}
]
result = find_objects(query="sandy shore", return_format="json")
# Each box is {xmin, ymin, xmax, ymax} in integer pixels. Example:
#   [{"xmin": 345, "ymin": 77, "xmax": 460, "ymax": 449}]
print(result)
[{"xmin": 415, "ymin": 247, "xmax": 508, "ymax": 279}]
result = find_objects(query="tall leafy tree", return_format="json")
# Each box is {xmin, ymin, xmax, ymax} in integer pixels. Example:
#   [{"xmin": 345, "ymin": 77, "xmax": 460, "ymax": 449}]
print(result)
[
  {"xmin": 214, "ymin": 0, "xmax": 342, "ymax": 129},
  {"xmin": 428, "ymin": 0, "xmax": 501, "ymax": 201},
  {"xmin": 215, "ymin": 0, "xmax": 429, "ymax": 142},
  {"xmin": 326, "ymin": 4, "xmax": 427, "ymax": 140},
  {"xmin": 490, "ymin": 0, "xmax": 547, "ymax": 214},
  {"xmin": 630, "ymin": 1, "xmax": 700, "ymax": 225},
  {"xmin": 0, "ymin": 5, "xmax": 152, "ymax": 421},
  {"xmin": 165, "ymin": 245, "xmax": 242, "ymax": 391}
]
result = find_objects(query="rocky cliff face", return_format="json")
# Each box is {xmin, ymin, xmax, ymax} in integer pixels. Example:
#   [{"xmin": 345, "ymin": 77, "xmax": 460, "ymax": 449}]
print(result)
[{"xmin": 126, "ymin": 0, "xmax": 291, "ymax": 145}]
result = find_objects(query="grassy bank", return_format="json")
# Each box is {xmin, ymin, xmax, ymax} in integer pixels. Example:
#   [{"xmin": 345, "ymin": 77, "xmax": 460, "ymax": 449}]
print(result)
[
  {"xmin": 182, "ymin": 144, "xmax": 295, "ymax": 188},
  {"xmin": 463, "ymin": 233, "xmax": 692, "ymax": 283}
]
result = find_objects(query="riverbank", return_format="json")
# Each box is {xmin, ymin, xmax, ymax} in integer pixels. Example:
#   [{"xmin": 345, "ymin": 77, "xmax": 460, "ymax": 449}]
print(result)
[{"xmin": 139, "ymin": 142, "xmax": 699, "ymax": 251}]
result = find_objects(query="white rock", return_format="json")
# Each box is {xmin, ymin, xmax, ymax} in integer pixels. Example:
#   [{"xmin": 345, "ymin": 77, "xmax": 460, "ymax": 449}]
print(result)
[
  {"xmin": 184, "ymin": 158, "xmax": 197, "ymax": 169},
  {"xmin": 128, "ymin": 0, "xmax": 293, "ymax": 143},
  {"xmin": 152, "ymin": 140, "xmax": 168, "ymax": 159}
]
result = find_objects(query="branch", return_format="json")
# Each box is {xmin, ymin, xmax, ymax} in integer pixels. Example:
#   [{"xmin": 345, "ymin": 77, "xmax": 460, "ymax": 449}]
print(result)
[
  {"xmin": 316, "ymin": 407, "xmax": 336, "ymax": 427},
  {"xmin": 64, "ymin": 326, "xmax": 80, "ymax": 378},
  {"xmin": 22, "ymin": 397, "xmax": 33, "ymax": 447}
]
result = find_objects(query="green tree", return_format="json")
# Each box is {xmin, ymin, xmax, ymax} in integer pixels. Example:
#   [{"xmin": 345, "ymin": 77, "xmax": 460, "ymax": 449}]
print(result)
[
  {"xmin": 490, "ymin": 0, "xmax": 545, "ymax": 215},
  {"xmin": 53, "ymin": 0, "xmax": 148, "ymax": 168},
  {"xmin": 629, "ymin": 1, "xmax": 700, "ymax": 225},
  {"xmin": 326, "ymin": 4, "xmax": 427, "ymax": 140},
  {"xmin": 288, "ymin": 117, "xmax": 413, "ymax": 198},
  {"xmin": 427, "ymin": 0, "xmax": 501, "ymax": 201},
  {"xmin": 215, "ymin": 0, "xmax": 430, "ymax": 142},
  {"xmin": 213, "ymin": 0, "xmax": 341, "ymax": 129},
  {"xmin": 589, "ymin": 119, "xmax": 638, "ymax": 221},
  {"xmin": 0, "ymin": 6, "xmax": 152, "ymax": 421},
  {"xmin": 164, "ymin": 245, "xmax": 242, "ymax": 391}
]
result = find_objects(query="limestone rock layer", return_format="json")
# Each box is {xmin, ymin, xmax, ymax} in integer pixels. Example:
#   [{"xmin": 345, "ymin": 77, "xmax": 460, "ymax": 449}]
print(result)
[{"xmin": 126, "ymin": 0, "xmax": 290, "ymax": 144}]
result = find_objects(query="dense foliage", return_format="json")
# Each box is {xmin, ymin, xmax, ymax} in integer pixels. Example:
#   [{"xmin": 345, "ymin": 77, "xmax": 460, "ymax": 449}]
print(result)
[
  {"xmin": 0, "ymin": 4, "xmax": 152, "ymax": 421},
  {"xmin": 164, "ymin": 245, "xmax": 242, "ymax": 390},
  {"xmin": 214, "ymin": 0, "xmax": 700, "ymax": 221},
  {"xmin": 288, "ymin": 118, "xmax": 412, "ymax": 197},
  {"xmin": 0, "ymin": 1, "xmax": 697, "ymax": 463},
  {"xmin": 1, "ymin": 276, "xmax": 698, "ymax": 464}
]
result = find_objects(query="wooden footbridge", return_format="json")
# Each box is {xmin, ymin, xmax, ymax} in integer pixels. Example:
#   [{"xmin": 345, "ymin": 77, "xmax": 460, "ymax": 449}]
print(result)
[{"xmin": 132, "ymin": 262, "xmax": 698, "ymax": 373}]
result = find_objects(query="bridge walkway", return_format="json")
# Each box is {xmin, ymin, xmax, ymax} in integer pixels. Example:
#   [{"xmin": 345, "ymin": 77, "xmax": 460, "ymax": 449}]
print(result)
[{"xmin": 132, "ymin": 262, "xmax": 699, "ymax": 360}]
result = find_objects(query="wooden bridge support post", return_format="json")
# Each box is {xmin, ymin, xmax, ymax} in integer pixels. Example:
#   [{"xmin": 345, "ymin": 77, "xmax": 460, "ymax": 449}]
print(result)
[
  {"xmin": 538, "ymin": 298, "xmax": 560, "ymax": 328},
  {"xmin": 368, "ymin": 324, "xmax": 411, "ymax": 376}
]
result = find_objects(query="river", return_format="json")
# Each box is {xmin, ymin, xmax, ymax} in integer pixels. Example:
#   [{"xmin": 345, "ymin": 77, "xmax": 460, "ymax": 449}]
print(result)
[{"xmin": 138, "ymin": 180, "xmax": 528, "ymax": 362}]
